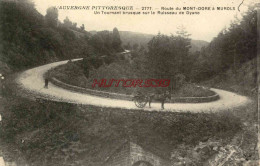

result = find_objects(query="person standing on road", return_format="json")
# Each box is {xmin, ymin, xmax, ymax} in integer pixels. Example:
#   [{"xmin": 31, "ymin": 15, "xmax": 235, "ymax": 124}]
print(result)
[
  {"xmin": 0, "ymin": 74, "xmax": 5, "ymax": 97},
  {"xmin": 160, "ymin": 91, "xmax": 171, "ymax": 109},
  {"xmin": 44, "ymin": 78, "xmax": 49, "ymax": 89}
]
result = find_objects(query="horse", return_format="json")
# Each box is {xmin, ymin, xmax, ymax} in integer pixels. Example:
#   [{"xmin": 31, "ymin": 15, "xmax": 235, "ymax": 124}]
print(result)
[{"xmin": 148, "ymin": 91, "xmax": 171, "ymax": 109}]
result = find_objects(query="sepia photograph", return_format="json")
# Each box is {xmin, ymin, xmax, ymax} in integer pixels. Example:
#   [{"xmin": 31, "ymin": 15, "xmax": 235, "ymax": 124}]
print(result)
[{"xmin": 0, "ymin": 0, "xmax": 259, "ymax": 165}]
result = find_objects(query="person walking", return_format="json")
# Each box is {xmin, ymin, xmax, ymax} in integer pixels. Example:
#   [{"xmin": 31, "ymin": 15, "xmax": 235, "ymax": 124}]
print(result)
[
  {"xmin": 160, "ymin": 91, "xmax": 171, "ymax": 109},
  {"xmin": 44, "ymin": 78, "xmax": 49, "ymax": 89},
  {"xmin": 0, "ymin": 74, "xmax": 5, "ymax": 97}
]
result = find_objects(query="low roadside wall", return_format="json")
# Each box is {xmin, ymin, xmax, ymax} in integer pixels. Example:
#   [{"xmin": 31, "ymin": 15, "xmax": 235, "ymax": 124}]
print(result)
[
  {"xmin": 50, "ymin": 77, "xmax": 133, "ymax": 101},
  {"xmin": 171, "ymin": 94, "xmax": 219, "ymax": 103},
  {"xmin": 50, "ymin": 77, "xmax": 219, "ymax": 103}
]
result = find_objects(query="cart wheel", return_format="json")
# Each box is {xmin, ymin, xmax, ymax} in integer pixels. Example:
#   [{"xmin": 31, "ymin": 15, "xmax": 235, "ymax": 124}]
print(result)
[{"xmin": 134, "ymin": 100, "xmax": 147, "ymax": 108}]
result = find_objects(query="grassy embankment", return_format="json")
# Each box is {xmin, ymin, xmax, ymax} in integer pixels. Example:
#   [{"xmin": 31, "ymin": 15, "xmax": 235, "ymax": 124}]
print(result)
[{"xmin": 202, "ymin": 58, "xmax": 258, "ymax": 96}]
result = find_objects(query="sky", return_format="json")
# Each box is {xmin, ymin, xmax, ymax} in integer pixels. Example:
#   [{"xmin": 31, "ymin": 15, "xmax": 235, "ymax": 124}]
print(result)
[{"xmin": 32, "ymin": 0, "xmax": 256, "ymax": 42}]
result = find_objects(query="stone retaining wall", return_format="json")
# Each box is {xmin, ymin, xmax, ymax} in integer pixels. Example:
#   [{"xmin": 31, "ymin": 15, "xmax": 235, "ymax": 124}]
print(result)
[
  {"xmin": 172, "ymin": 93, "xmax": 220, "ymax": 103},
  {"xmin": 51, "ymin": 77, "xmax": 133, "ymax": 100},
  {"xmin": 50, "ymin": 77, "xmax": 219, "ymax": 103}
]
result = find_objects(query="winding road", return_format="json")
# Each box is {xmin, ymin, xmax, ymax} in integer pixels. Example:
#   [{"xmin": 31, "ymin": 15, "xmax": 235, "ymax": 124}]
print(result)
[{"xmin": 16, "ymin": 59, "xmax": 251, "ymax": 112}]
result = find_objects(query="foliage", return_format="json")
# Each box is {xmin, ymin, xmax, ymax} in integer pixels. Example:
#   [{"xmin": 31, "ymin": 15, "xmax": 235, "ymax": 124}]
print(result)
[
  {"xmin": 0, "ymin": 0, "xmax": 121, "ymax": 73},
  {"xmin": 80, "ymin": 24, "xmax": 85, "ymax": 31},
  {"xmin": 192, "ymin": 5, "xmax": 257, "ymax": 82},
  {"xmin": 1, "ymin": 0, "xmax": 45, "ymax": 70},
  {"xmin": 0, "ymin": 1, "xmax": 68, "ymax": 70},
  {"xmin": 63, "ymin": 16, "xmax": 73, "ymax": 28},
  {"xmin": 45, "ymin": 7, "xmax": 58, "ymax": 27},
  {"xmin": 171, "ymin": 84, "xmax": 215, "ymax": 98},
  {"xmin": 146, "ymin": 30, "xmax": 198, "ymax": 85},
  {"xmin": 89, "ymin": 29, "xmax": 123, "ymax": 54},
  {"xmin": 63, "ymin": 16, "xmax": 80, "ymax": 31},
  {"xmin": 202, "ymin": 57, "xmax": 257, "ymax": 96},
  {"xmin": 112, "ymin": 27, "xmax": 123, "ymax": 51}
]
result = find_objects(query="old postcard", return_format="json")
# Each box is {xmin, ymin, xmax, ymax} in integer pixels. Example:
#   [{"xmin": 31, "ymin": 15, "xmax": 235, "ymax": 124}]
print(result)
[{"xmin": 0, "ymin": 0, "xmax": 259, "ymax": 165}]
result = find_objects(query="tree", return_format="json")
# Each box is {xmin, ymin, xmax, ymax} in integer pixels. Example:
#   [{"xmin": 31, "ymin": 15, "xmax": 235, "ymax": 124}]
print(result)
[
  {"xmin": 124, "ymin": 42, "xmax": 132, "ymax": 50},
  {"xmin": 45, "ymin": 7, "xmax": 58, "ymax": 27},
  {"xmin": 80, "ymin": 24, "xmax": 85, "ymax": 31},
  {"xmin": 112, "ymin": 27, "xmax": 122, "ymax": 51},
  {"xmin": 175, "ymin": 26, "xmax": 192, "ymax": 75},
  {"xmin": 147, "ymin": 33, "xmax": 176, "ymax": 76},
  {"xmin": 133, "ymin": 43, "xmax": 139, "ymax": 51},
  {"xmin": 63, "ymin": 16, "xmax": 73, "ymax": 28},
  {"xmin": 146, "ymin": 30, "xmax": 193, "ymax": 88},
  {"xmin": 97, "ymin": 30, "xmax": 112, "ymax": 50},
  {"xmin": 176, "ymin": 25, "xmax": 191, "ymax": 38},
  {"xmin": 89, "ymin": 34, "xmax": 104, "ymax": 51},
  {"xmin": 190, "ymin": 4, "xmax": 257, "ymax": 82},
  {"xmin": 72, "ymin": 23, "xmax": 77, "ymax": 29}
]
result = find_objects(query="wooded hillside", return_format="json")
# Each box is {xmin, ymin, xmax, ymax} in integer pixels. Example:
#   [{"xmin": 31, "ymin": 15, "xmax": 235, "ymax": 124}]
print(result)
[{"xmin": 0, "ymin": 0, "xmax": 123, "ymax": 73}]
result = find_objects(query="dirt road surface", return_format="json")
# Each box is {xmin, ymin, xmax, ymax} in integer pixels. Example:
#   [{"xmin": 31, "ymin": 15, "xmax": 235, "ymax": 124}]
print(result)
[{"xmin": 16, "ymin": 59, "xmax": 251, "ymax": 112}]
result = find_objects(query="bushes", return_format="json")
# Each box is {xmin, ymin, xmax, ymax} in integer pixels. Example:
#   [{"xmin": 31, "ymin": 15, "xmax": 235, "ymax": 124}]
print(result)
[
  {"xmin": 1, "ymin": 98, "xmax": 77, "ymax": 140},
  {"xmin": 49, "ymin": 60, "xmax": 215, "ymax": 98},
  {"xmin": 47, "ymin": 62, "xmax": 88, "ymax": 88},
  {"xmin": 0, "ymin": 97, "xmax": 82, "ymax": 164},
  {"xmin": 172, "ymin": 84, "xmax": 215, "ymax": 97},
  {"xmin": 202, "ymin": 58, "xmax": 258, "ymax": 96}
]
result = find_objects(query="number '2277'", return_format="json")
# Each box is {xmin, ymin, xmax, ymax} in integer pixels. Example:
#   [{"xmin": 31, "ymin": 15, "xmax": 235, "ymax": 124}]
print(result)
[{"xmin": 142, "ymin": 7, "xmax": 152, "ymax": 10}]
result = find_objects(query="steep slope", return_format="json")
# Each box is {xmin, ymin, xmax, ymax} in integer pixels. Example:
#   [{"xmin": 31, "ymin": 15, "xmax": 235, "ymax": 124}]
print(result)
[
  {"xmin": 0, "ymin": 0, "xmax": 92, "ymax": 74},
  {"xmin": 203, "ymin": 57, "xmax": 258, "ymax": 95},
  {"xmin": 1, "ymin": 1, "xmax": 58, "ymax": 71}
]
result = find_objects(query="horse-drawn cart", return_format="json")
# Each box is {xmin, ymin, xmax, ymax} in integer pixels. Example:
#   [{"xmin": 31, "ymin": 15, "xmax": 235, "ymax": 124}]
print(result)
[
  {"xmin": 132, "ymin": 93, "xmax": 149, "ymax": 108},
  {"xmin": 132, "ymin": 91, "xmax": 171, "ymax": 109}
]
